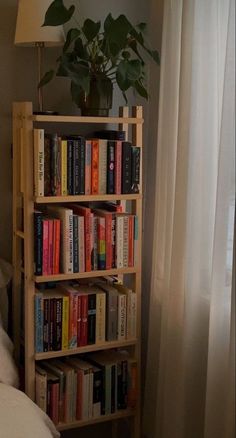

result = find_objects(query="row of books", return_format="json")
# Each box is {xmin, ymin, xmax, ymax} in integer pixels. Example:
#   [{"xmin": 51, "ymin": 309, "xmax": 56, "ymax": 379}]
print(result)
[
  {"xmin": 35, "ymin": 280, "xmax": 137, "ymax": 353},
  {"xmin": 34, "ymin": 129, "xmax": 140, "ymax": 197},
  {"xmin": 36, "ymin": 350, "xmax": 137, "ymax": 425},
  {"xmin": 34, "ymin": 204, "xmax": 138, "ymax": 275}
]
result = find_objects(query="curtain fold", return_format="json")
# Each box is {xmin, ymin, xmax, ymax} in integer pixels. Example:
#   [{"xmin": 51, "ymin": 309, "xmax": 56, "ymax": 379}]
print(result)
[{"xmin": 143, "ymin": 0, "xmax": 235, "ymax": 437}]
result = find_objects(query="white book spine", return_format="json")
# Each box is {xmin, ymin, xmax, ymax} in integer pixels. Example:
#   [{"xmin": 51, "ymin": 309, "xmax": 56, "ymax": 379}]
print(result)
[
  {"xmin": 34, "ymin": 129, "xmax": 44, "ymax": 196},
  {"xmin": 98, "ymin": 139, "xmax": 107, "ymax": 194},
  {"xmin": 78, "ymin": 216, "xmax": 85, "ymax": 272},
  {"xmin": 35, "ymin": 372, "xmax": 47, "ymax": 412},
  {"xmin": 96, "ymin": 292, "xmax": 106, "ymax": 343},
  {"xmin": 118, "ymin": 293, "xmax": 127, "ymax": 340},
  {"xmin": 116, "ymin": 216, "xmax": 124, "ymax": 268},
  {"xmin": 123, "ymin": 216, "xmax": 129, "ymax": 267}
]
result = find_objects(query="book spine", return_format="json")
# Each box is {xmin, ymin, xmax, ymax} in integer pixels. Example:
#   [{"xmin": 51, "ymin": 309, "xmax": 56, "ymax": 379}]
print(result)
[
  {"xmin": 97, "ymin": 216, "xmax": 106, "ymax": 270},
  {"xmin": 68, "ymin": 293, "xmax": 78, "ymax": 349},
  {"xmin": 93, "ymin": 369, "xmax": 102, "ymax": 417},
  {"xmin": 51, "ymin": 133, "xmax": 61, "ymax": 196},
  {"xmin": 85, "ymin": 212, "xmax": 91, "ymax": 272},
  {"xmin": 61, "ymin": 139, "xmax": 68, "ymax": 195},
  {"xmin": 131, "ymin": 146, "xmax": 140, "ymax": 193},
  {"xmin": 88, "ymin": 294, "xmax": 96, "ymax": 344},
  {"xmin": 53, "ymin": 219, "xmax": 60, "ymax": 275},
  {"xmin": 100, "ymin": 366, "xmax": 106, "ymax": 415},
  {"xmin": 85, "ymin": 140, "xmax": 91, "ymax": 195},
  {"xmin": 51, "ymin": 382, "xmax": 59, "ymax": 425},
  {"xmin": 34, "ymin": 129, "xmax": 44, "ymax": 196},
  {"xmin": 77, "ymin": 295, "xmax": 82, "ymax": 346},
  {"xmin": 82, "ymin": 371, "xmax": 90, "ymax": 419},
  {"xmin": 49, "ymin": 298, "xmax": 55, "ymax": 351},
  {"xmin": 73, "ymin": 138, "xmax": 80, "ymax": 195},
  {"xmin": 34, "ymin": 212, "xmax": 42, "ymax": 275},
  {"xmin": 95, "ymin": 292, "xmax": 106, "ymax": 344},
  {"xmin": 107, "ymin": 141, "xmax": 115, "ymax": 194},
  {"xmin": 98, "ymin": 139, "xmax": 107, "ymax": 194},
  {"xmin": 92, "ymin": 216, "xmax": 98, "ymax": 271},
  {"xmin": 105, "ymin": 214, "xmax": 112, "ymax": 270},
  {"xmin": 67, "ymin": 139, "xmax": 73, "ymax": 195},
  {"xmin": 130, "ymin": 292, "xmax": 137, "ymax": 339},
  {"xmin": 128, "ymin": 215, "xmax": 134, "ymax": 267},
  {"xmin": 35, "ymin": 371, "xmax": 47, "ymax": 412},
  {"xmin": 73, "ymin": 215, "xmax": 79, "ymax": 273},
  {"xmin": 35, "ymin": 293, "xmax": 43, "ymax": 353},
  {"xmin": 111, "ymin": 364, "xmax": 117, "ymax": 413},
  {"xmin": 105, "ymin": 365, "xmax": 112, "ymax": 415},
  {"xmin": 127, "ymin": 361, "xmax": 137, "ymax": 408},
  {"xmin": 80, "ymin": 294, "xmax": 88, "ymax": 346},
  {"xmin": 79, "ymin": 137, "xmax": 85, "ymax": 194},
  {"xmin": 42, "ymin": 219, "xmax": 49, "ymax": 275},
  {"xmin": 54, "ymin": 298, "xmax": 62, "ymax": 351},
  {"xmin": 123, "ymin": 216, "xmax": 129, "ymax": 268},
  {"xmin": 78, "ymin": 216, "xmax": 85, "ymax": 272},
  {"xmin": 111, "ymin": 214, "xmax": 116, "ymax": 269},
  {"xmin": 88, "ymin": 371, "xmax": 94, "ymax": 418},
  {"xmin": 115, "ymin": 216, "xmax": 124, "ymax": 269},
  {"xmin": 48, "ymin": 220, "xmax": 54, "ymax": 275},
  {"xmin": 44, "ymin": 136, "xmax": 51, "ymax": 196},
  {"xmin": 115, "ymin": 140, "xmax": 122, "ymax": 194},
  {"xmin": 117, "ymin": 293, "xmax": 127, "ymax": 340},
  {"xmin": 122, "ymin": 141, "xmax": 132, "ymax": 194},
  {"xmin": 76, "ymin": 369, "xmax": 83, "ymax": 420},
  {"xmin": 134, "ymin": 215, "xmax": 139, "ymax": 266},
  {"xmin": 91, "ymin": 139, "xmax": 99, "ymax": 194},
  {"xmin": 43, "ymin": 298, "xmax": 50, "ymax": 352},
  {"xmin": 62, "ymin": 296, "xmax": 69, "ymax": 350},
  {"xmin": 106, "ymin": 291, "xmax": 118, "ymax": 341},
  {"xmin": 120, "ymin": 360, "xmax": 128, "ymax": 409},
  {"xmin": 68, "ymin": 213, "xmax": 74, "ymax": 273}
]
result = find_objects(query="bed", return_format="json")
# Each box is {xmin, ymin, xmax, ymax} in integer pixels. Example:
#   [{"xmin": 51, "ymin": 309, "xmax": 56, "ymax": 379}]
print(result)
[{"xmin": 0, "ymin": 260, "xmax": 60, "ymax": 438}]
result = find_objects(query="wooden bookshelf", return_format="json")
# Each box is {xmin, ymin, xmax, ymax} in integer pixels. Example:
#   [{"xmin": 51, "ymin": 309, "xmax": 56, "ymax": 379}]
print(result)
[{"xmin": 12, "ymin": 102, "xmax": 143, "ymax": 438}]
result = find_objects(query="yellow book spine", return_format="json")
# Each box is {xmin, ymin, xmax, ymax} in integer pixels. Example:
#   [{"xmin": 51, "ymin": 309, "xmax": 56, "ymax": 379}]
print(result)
[
  {"xmin": 61, "ymin": 139, "xmax": 68, "ymax": 196},
  {"xmin": 62, "ymin": 296, "xmax": 69, "ymax": 350}
]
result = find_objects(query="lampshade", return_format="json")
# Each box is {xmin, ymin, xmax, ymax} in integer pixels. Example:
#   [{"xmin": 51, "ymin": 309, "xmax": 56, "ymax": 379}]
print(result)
[{"xmin": 14, "ymin": 0, "xmax": 65, "ymax": 47}]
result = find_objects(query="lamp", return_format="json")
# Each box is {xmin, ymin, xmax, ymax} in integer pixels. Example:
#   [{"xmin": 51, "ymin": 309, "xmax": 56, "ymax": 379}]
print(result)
[{"xmin": 15, "ymin": 0, "xmax": 65, "ymax": 113}]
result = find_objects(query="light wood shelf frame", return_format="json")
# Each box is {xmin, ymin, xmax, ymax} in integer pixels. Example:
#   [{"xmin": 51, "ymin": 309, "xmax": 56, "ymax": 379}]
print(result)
[{"xmin": 12, "ymin": 102, "xmax": 143, "ymax": 438}]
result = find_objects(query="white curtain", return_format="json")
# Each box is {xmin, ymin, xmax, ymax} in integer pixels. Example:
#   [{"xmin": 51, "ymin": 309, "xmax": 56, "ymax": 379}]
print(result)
[{"xmin": 143, "ymin": 0, "xmax": 235, "ymax": 437}]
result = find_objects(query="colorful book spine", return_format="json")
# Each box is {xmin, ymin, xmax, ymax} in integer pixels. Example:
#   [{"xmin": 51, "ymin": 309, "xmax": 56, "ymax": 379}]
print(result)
[
  {"xmin": 107, "ymin": 141, "xmax": 115, "ymax": 194},
  {"xmin": 123, "ymin": 216, "xmax": 129, "ymax": 268},
  {"xmin": 62, "ymin": 296, "xmax": 69, "ymax": 350},
  {"xmin": 42, "ymin": 219, "xmax": 49, "ymax": 275},
  {"xmin": 111, "ymin": 213, "xmax": 116, "ymax": 269},
  {"xmin": 80, "ymin": 295, "xmax": 88, "ymax": 346},
  {"xmin": 122, "ymin": 141, "xmax": 132, "ymax": 193},
  {"xmin": 134, "ymin": 215, "xmax": 139, "ymax": 266},
  {"xmin": 61, "ymin": 139, "xmax": 68, "ymax": 196},
  {"xmin": 73, "ymin": 215, "xmax": 79, "ymax": 273},
  {"xmin": 85, "ymin": 140, "xmax": 92, "ymax": 195},
  {"xmin": 54, "ymin": 298, "xmax": 63, "ymax": 351},
  {"xmin": 92, "ymin": 216, "xmax": 98, "ymax": 271},
  {"xmin": 115, "ymin": 140, "xmax": 122, "ymax": 194},
  {"xmin": 51, "ymin": 133, "xmax": 61, "ymax": 196},
  {"xmin": 128, "ymin": 215, "xmax": 134, "ymax": 267},
  {"xmin": 117, "ymin": 292, "xmax": 127, "ymax": 340},
  {"xmin": 95, "ymin": 292, "xmax": 106, "ymax": 344},
  {"xmin": 44, "ymin": 135, "xmax": 51, "ymax": 196},
  {"xmin": 78, "ymin": 216, "xmax": 85, "ymax": 273},
  {"xmin": 72, "ymin": 137, "xmax": 80, "ymax": 195},
  {"xmin": 116, "ymin": 215, "xmax": 124, "ymax": 269},
  {"xmin": 43, "ymin": 298, "xmax": 50, "ymax": 352},
  {"xmin": 67, "ymin": 139, "xmax": 73, "ymax": 195},
  {"xmin": 53, "ymin": 219, "xmax": 60, "ymax": 275},
  {"xmin": 88, "ymin": 294, "xmax": 96, "ymax": 345},
  {"xmin": 34, "ymin": 211, "xmax": 42, "ymax": 275},
  {"xmin": 48, "ymin": 219, "xmax": 54, "ymax": 275},
  {"xmin": 91, "ymin": 139, "xmax": 99, "ymax": 194},
  {"xmin": 68, "ymin": 292, "xmax": 78, "ymax": 349},
  {"xmin": 35, "ymin": 293, "xmax": 43, "ymax": 353},
  {"xmin": 49, "ymin": 298, "xmax": 55, "ymax": 351},
  {"xmin": 131, "ymin": 146, "xmax": 140, "ymax": 193},
  {"xmin": 97, "ymin": 217, "xmax": 106, "ymax": 270},
  {"xmin": 98, "ymin": 139, "xmax": 107, "ymax": 194},
  {"xmin": 34, "ymin": 129, "xmax": 44, "ymax": 196},
  {"xmin": 77, "ymin": 296, "xmax": 82, "ymax": 347},
  {"xmin": 78, "ymin": 137, "xmax": 85, "ymax": 194}
]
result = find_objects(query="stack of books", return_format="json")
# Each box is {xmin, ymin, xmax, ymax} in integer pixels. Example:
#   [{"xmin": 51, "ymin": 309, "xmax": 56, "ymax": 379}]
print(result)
[
  {"xmin": 35, "ymin": 281, "xmax": 137, "ymax": 353},
  {"xmin": 36, "ymin": 350, "xmax": 137, "ymax": 425},
  {"xmin": 34, "ymin": 204, "xmax": 138, "ymax": 275},
  {"xmin": 34, "ymin": 129, "xmax": 140, "ymax": 197}
]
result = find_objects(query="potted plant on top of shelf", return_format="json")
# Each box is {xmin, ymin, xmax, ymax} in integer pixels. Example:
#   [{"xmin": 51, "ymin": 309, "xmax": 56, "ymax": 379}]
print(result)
[{"xmin": 39, "ymin": 0, "xmax": 160, "ymax": 116}]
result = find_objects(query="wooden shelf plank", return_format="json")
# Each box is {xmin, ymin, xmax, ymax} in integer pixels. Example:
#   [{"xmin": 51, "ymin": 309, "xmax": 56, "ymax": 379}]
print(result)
[
  {"xmin": 35, "ymin": 339, "xmax": 137, "ymax": 360},
  {"xmin": 34, "ymin": 267, "xmax": 139, "ymax": 283},
  {"xmin": 34, "ymin": 193, "xmax": 142, "ymax": 204},
  {"xmin": 56, "ymin": 409, "xmax": 136, "ymax": 431},
  {"xmin": 32, "ymin": 115, "xmax": 143, "ymax": 125}
]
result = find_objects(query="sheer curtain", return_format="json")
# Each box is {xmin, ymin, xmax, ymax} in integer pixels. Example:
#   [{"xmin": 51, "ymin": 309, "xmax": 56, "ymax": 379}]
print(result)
[{"xmin": 143, "ymin": 0, "xmax": 235, "ymax": 437}]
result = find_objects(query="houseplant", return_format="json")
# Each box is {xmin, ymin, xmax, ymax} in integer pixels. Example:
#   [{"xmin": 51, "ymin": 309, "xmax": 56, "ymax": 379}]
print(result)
[{"xmin": 40, "ymin": 0, "xmax": 160, "ymax": 116}]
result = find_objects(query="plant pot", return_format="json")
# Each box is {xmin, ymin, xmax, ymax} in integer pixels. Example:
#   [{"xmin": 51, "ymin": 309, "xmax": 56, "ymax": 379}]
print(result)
[{"xmin": 79, "ymin": 77, "xmax": 113, "ymax": 117}]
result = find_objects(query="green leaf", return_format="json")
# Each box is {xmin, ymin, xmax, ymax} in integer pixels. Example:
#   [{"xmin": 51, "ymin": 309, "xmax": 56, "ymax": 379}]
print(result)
[
  {"xmin": 64, "ymin": 62, "xmax": 90, "ymax": 94},
  {"xmin": 43, "ymin": 0, "xmax": 75, "ymax": 26},
  {"xmin": 136, "ymin": 22, "xmax": 147, "ymax": 32},
  {"xmin": 38, "ymin": 70, "xmax": 54, "ymax": 88},
  {"xmin": 104, "ymin": 13, "xmax": 114, "ymax": 33},
  {"xmin": 127, "ymin": 39, "xmax": 145, "ymax": 65},
  {"xmin": 116, "ymin": 59, "xmax": 142, "ymax": 91},
  {"xmin": 82, "ymin": 19, "xmax": 101, "ymax": 42},
  {"xmin": 122, "ymin": 91, "xmax": 128, "ymax": 104},
  {"xmin": 105, "ymin": 15, "xmax": 132, "ymax": 53},
  {"xmin": 56, "ymin": 53, "xmax": 75, "ymax": 76},
  {"xmin": 74, "ymin": 37, "xmax": 89, "ymax": 60},
  {"xmin": 122, "ymin": 50, "xmax": 131, "ymax": 59},
  {"xmin": 134, "ymin": 80, "xmax": 148, "ymax": 99},
  {"xmin": 63, "ymin": 28, "xmax": 80, "ymax": 52},
  {"xmin": 147, "ymin": 49, "xmax": 160, "ymax": 64}
]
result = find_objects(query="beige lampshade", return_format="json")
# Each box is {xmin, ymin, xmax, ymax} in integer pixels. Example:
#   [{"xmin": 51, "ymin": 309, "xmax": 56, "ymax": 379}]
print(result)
[{"xmin": 14, "ymin": 0, "xmax": 65, "ymax": 46}]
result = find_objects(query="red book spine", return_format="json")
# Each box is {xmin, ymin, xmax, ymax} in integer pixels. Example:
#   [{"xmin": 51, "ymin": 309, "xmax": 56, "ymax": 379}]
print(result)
[
  {"xmin": 80, "ymin": 295, "xmax": 88, "ymax": 346},
  {"xmin": 76, "ymin": 369, "xmax": 83, "ymax": 420},
  {"xmin": 48, "ymin": 220, "xmax": 54, "ymax": 275},
  {"xmin": 91, "ymin": 140, "xmax": 99, "ymax": 194},
  {"xmin": 53, "ymin": 219, "xmax": 60, "ymax": 274},
  {"xmin": 85, "ymin": 212, "xmax": 92, "ymax": 272},
  {"xmin": 51, "ymin": 382, "xmax": 59, "ymax": 425},
  {"xmin": 77, "ymin": 296, "xmax": 82, "ymax": 346},
  {"xmin": 105, "ymin": 214, "xmax": 112, "ymax": 270},
  {"xmin": 115, "ymin": 141, "xmax": 122, "ymax": 194},
  {"xmin": 42, "ymin": 219, "xmax": 49, "ymax": 275},
  {"xmin": 68, "ymin": 293, "xmax": 78, "ymax": 349},
  {"xmin": 128, "ymin": 215, "xmax": 134, "ymax": 267}
]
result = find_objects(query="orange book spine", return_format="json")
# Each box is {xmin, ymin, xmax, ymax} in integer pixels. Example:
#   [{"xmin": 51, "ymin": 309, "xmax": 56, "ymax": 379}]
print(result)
[
  {"xmin": 53, "ymin": 219, "xmax": 60, "ymax": 274},
  {"xmin": 48, "ymin": 220, "xmax": 54, "ymax": 275},
  {"xmin": 128, "ymin": 215, "xmax": 134, "ymax": 267},
  {"xmin": 91, "ymin": 140, "xmax": 99, "ymax": 194}
]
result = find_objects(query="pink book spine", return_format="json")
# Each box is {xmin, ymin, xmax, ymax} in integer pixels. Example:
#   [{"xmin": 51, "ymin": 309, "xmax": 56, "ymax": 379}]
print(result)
[
  {"xmin": 42, "ymin": 219, "xmax": 49, "ymax": 275},
  {"xmin": 85, "ymin": 140, "xmax": 91, "ymax": 195},
  {"xmin": 115, "ymin": 141, "xmax": 122, "ymax": 194}
]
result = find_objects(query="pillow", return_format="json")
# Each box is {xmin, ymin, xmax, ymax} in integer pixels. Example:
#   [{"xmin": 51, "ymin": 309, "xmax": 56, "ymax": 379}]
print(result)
[{"xmin": 0, "ymin": 321, "xmax": 19, "ymax": 387}]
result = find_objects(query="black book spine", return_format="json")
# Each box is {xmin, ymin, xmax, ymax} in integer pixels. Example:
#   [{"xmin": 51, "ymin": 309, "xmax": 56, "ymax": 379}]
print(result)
[
  {"xmin": 131, "ymin": 146, "xmax": 140, "ymax": 193},
  {"xmin": 44, "ymin": 135, "xmax": 52, "ymax": 196},
  {"xmin": 54, "ymin": 298, "xmax": 62, "ymax": 351},
  {"xmin": 79, "ymin": 137, "xmax": 85, "ymax": 194},
  {"xmin": 73, "ymin": 139, "xmax": 80, "ymax": 195},
  {"xmin": 67, "ymin": 139, "xmax": 73, "ymax": 195},
  {"xmin": 87, "ymin": 294, "xmax": 96, "ymax": 344},
  {"xmin": 34, "ymin": 212, "xmax": 42, "ymax": 275},
  {"xmin": 111, "ymin": 364, "xmax": 116, "ymax": 413},
  {"xmin": 73, "ymin": 215, "xmax": 79, "ymax": 273},
  {"xmin": 117, "ymin": 360, "xmax": 122, "ymax": 409},
  {"xmin": 51, "ymin": 133, "xmax": 59, "ymax": 196},
  {"xmin": 121, "ymin": 360, "xmax": 128, "ymax": 409},
  {"xmin": 100, "ymin": 366, "xmax": 106, "ymax": 415},
  {"xmin": 49, "ymin": 298, "xmax": 55, "ymax": 351},
  {"xmin": 122, "ymin": 142, "xmax": 132, "ymax": 194},
  {"xmin": 107, "ymin": 141, "xmax": 115, "ymax": 194},
  {"xmin": 43, "ymin": 298, "xmax": 49, "ymax": 352},
  {"xmin": 93, "ymin": 369, "xmax": 102, "ymax": 411}
]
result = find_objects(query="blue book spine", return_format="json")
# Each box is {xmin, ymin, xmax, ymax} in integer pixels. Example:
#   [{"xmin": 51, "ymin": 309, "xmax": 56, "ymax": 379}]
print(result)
[{"xmin": 35, "ymin": 294, "xmax": 43, "ymax": 353}]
